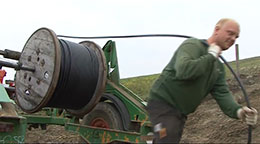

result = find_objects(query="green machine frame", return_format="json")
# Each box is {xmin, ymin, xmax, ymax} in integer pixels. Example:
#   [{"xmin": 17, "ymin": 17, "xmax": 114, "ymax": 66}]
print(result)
[
  {"xmin": 65, "ymin": 40, "xmax": 153, "ymax": 143},
  {"xmin": 0, "ymin": 40, "xmax": 154, "ymax": 143}
]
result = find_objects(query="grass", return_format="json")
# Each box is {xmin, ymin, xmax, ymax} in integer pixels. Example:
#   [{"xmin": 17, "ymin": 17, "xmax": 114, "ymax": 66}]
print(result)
[
  {"xmin": 120, "ymin": 56, "xmax": 260, "ymax": 101},
  {"xmin": 120, "ymin": 74, "xmax": 159, "ymax": 101}
]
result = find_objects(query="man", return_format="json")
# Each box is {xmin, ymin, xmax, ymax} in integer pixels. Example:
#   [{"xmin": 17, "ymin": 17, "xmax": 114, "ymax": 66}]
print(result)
[{"xmin": 146, "ymin": 18, "xmax": 258, "ymax": 143}]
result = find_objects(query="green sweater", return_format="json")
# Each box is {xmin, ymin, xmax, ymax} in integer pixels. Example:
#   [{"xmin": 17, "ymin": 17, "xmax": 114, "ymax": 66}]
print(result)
[{"xmin": 149, "ymin": 38, "xmax": 241, "ymax": 118}]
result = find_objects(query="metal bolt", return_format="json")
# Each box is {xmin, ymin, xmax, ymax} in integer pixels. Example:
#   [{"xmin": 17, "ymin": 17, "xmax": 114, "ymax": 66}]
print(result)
[
  {"xmin": 44, "ymin": 71, "xmax": 49, "ymax": 79},
  {"xmin": 37, "ymin": 79, "xmax": 41, "ymax": 85},
  {"xmin": 40, "ymin": 59, "xmax": 45, "ymax": 67},
  {"xmin": 28, "ymin": 56, "xmax": 32, "ymax": 62},
  {"xmin": 25, "ymin": 89, "xmax": 30, "ymax": 95},
  {"xmin": 24, "ymin": 73, "xmax": 27, "ymax": 79}
]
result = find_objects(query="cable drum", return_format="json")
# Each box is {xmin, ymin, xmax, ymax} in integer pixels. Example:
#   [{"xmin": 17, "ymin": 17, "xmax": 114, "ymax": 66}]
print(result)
[
  {"xmin": 15, "ymin": 28, "xmax": 107, "ymax": 116},
  {"xmin": 66, "ymin": 40, "xmax": 107, "ymax": 116}
]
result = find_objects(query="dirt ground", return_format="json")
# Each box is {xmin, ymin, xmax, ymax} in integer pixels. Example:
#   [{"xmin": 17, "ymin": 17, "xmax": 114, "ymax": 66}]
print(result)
[
  {"xmin": 25, "ymin": 71, "xmax": 260, "ymax": 143},
  {"xmin": 180, "ymin": 70, "xmax": 260, "ymax": 143}
]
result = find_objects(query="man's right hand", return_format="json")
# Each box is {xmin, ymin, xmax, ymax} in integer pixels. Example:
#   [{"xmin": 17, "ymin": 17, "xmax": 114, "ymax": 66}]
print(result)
[
  {"xmin": 208, "ymin": 43, "xmax": 222, "ymax": 58},
  {"xmin": 237, "ymin": 106, "xmax": 258, "ymax": 125}
]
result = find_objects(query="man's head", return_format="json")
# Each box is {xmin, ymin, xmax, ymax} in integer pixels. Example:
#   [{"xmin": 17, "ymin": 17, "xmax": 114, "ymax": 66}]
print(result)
[{"xmin": 209, "ymin": 18, "xmax": 240, "ymax": 50}]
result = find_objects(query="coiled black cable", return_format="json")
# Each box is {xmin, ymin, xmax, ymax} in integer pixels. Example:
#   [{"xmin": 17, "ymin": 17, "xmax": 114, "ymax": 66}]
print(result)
[
  {"xmin": 57, "ymin": 33, "xmax": 252, "ymax": 143},
  {"xmin": 46, "ymin": 39, "xmax": 99, "ymax": 110}
]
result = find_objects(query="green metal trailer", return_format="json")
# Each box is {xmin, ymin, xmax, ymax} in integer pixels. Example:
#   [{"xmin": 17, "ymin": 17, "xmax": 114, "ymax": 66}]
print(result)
[{"xmin": 0, "ymin": 28, "xmax": 154, "ymax": 143}]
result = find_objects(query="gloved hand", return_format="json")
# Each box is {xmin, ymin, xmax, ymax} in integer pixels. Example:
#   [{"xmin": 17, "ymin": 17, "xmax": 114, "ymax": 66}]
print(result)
[
  {"xmin": 208, "ymin": 43, "xmax": 222, "ymax": 58},
  {"xmin": 237, "ymin": 106, "xmax": 258, "ymax": 125}
]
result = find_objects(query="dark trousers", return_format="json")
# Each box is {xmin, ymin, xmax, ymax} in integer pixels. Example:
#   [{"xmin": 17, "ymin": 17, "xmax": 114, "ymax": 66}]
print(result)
[{"xmin": 146, "ymin": 99, "xmax": 187, "ymax": 143}]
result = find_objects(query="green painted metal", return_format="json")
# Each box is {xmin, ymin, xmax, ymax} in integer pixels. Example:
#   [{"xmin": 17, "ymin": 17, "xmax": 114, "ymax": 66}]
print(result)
[
  {"xmin": 103, "ymin": 41, "xmax": 149, "ymax": 122},
  {"xmin": 54, "ymin": 40, "xmax": 154, "ymax": 143},
  {"xmin": 0, "ymin": 85, "xmax": 27, "ymax": 144},
  {"xmin": 72, "ymin": 40, "xmax": 154, "ymax": 143},
  {"xmin": 0, "ymin": 84, "xmax": 13, "ymax": 103},
  {"xmin": 105, "ymin": 83, "xmax": 148, "ymax": 122},
  {"xmin": 23, "ymin": 115, "xmax": 68, "ymax": 126},
  {"xmin": 66, "ymin": 123, "xmax": 142, "ymax": 143},
  {"xmin": 0, "ymin": 116, "xmax": 27, "ymax": 144},
  {"xmin": 23, "ymin": 108, "xmax": 78, "ymax": 126},
  {"xmin": 0, "ymin": 40, "xmax": 154, "ymax": 143},
  {"xmin": 103, "ymin": 40, "xmax": 120, "ymax": 85}
]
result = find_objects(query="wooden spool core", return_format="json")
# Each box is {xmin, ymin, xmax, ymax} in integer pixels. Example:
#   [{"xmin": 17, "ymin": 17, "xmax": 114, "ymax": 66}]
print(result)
[{"xmin": 15, "ymin": 28, "xmax": 61, "ymax": 113}]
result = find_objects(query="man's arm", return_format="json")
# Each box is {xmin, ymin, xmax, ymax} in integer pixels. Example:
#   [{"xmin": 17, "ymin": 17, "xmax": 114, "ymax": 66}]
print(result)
[{"xmin": 211, "ymin": 63, "xmax": 241, "ymax": 119}]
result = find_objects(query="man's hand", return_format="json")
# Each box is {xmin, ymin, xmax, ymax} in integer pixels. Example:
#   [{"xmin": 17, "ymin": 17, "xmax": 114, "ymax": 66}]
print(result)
[
  {"xmin": 208, "ymin": 43, "xmax": 222, "ymax": 58},
  {"xmin": 237, "ymin": 106, "xmax": 258, "ymax": 125}
]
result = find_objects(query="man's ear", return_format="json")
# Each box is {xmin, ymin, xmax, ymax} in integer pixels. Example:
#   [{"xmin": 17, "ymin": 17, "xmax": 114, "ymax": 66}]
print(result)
[
  {"xmin": 215, "ymin": 25, "xmax": 220, "ymax": 32},
  {"xmin": 213, "ymin": 25, "xmax": 220, "ymax": 36}
]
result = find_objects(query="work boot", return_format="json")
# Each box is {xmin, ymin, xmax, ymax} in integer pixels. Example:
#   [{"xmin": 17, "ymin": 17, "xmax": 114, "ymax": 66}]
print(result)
[{"xmin": 0, "ymin": 102, "xmax": 18, "ymax": 117}]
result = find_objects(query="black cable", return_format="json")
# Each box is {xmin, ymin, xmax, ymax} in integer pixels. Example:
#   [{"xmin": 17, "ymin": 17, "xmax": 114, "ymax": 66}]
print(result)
[
  {"xmin": 46, "ymin": 39, "xmax": 99, "ymax": 110},
  {"xmin": 220, "ymin": 56, "xmax": 251, "ymax": 108},
  {"xmin": 220, "ymin": 55, "xmax": 252, "ymax": 144},
  {"xmin": 57, "ymin": 33, "xmax": 252, "ymax": 143},
  {"xmin": 57, "ymin": 34, "xmax": 193, "ymax": 39}
]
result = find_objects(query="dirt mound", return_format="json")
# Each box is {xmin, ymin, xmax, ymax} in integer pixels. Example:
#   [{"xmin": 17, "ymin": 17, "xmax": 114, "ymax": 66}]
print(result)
[
  {"xmin": 25, "ymin": 72, "xmax": 260, "ymax": 143},
  {"xmin": 181, "ymin": 71, "xmax": 260, "ymax": 143}
]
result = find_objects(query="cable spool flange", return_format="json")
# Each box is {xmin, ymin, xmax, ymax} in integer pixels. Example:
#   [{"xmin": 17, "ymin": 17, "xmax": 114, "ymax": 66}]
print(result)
[{"xmin": 15, "ymin": 28, "xmax": 107, "ymax": 116}]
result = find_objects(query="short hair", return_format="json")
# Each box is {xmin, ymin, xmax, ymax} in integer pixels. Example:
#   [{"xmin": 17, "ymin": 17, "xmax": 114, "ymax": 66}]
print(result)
[{"xmin": 216, "ymin": 18, "xmax": 240, "ymax": 29}]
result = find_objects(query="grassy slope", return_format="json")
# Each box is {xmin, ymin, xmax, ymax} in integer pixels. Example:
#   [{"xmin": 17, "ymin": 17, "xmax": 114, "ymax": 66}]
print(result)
[{"xmin": 120, "ymin": 56, "xmax": 260, "ymax": 101}]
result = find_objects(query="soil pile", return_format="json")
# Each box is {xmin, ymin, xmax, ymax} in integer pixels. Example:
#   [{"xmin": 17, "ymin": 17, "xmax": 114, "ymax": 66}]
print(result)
[{"xmin": 181, "ymin": 70, "xmax": 260, "ymax": 143}]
